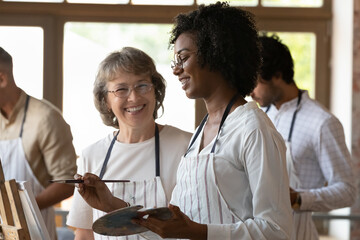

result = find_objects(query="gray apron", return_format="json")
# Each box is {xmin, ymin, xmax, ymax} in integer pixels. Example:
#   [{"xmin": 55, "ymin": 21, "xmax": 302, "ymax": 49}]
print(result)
[{"xmin": 93, "ymin": 124, "xmax": 167, "ymax": 240}]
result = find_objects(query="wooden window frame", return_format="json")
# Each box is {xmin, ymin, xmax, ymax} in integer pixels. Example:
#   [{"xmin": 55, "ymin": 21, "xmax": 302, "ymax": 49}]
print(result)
[{"xmin": 0, "ymin": 0, "xmax": 331, "ymax": 127}]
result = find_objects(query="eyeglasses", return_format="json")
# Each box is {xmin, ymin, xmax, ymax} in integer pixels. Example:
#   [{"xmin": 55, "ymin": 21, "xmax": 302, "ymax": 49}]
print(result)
[
  {"xmin": 170, "ymin": 51, "xmax": 196, "ymax": 70},
  {"xmin": 107, "ymin": 82, "xmax": 153, "ymax": 98}
]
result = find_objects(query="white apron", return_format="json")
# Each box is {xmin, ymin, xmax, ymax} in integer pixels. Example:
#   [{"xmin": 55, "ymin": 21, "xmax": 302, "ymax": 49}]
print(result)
[
  {"xmin": 285, "ymin": 91, "xmax": 318, "ymax": 240},
  {"xmin": 93, "ymin": 125, "xmax": 168, "ymax": 240},
  {"xmin": 0, "ymin": 95, "xmax": 57, "ymax": 240},
  {"xmin": 176, "ymin": 95, "xmax": 241, "ymax": 229}
]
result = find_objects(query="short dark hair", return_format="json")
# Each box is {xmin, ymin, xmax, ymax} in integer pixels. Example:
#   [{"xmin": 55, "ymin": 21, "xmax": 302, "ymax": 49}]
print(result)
[
  {"xmin": 0, "ymin": 47, "xmax": 13, "ymax": 66},
  {"xmin": 259, "ymin": 34, "xmax": 294, "ymax": 84},
  {"xmin": 169, "ymin": 1, "xmax": 261, "ymax": 97}
]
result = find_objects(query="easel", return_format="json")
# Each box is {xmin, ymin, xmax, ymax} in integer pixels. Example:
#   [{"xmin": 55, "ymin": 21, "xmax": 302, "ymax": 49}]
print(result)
[{"xmin": 0, "ymin": 160, "xmax": 31, "ymax": 240}]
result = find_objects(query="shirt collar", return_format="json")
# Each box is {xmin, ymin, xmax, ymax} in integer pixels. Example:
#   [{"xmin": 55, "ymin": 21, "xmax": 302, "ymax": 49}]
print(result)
[
  {"xmin": 6, "ymin": 89, "xmax": 27, "ymax": 124},
  {"xmin": 278, "ymin": 89, "xmax": 308, "ymax": 112}
]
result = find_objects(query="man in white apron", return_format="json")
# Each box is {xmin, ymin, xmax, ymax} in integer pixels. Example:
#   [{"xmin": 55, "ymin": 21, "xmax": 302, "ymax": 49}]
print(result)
[
  {"xmin": 0, "ymin": 47, "xmax": 78, "ymax": 240},
  {"xmin": 251, "ymin": 34, "xmax": 356, "ymax": 239}
]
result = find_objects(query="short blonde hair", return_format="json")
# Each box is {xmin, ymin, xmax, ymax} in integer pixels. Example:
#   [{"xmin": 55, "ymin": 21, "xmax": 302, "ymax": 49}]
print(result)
[{"xmin": 93, "ymin": 47, "xmax": 166, "ymax": 128}]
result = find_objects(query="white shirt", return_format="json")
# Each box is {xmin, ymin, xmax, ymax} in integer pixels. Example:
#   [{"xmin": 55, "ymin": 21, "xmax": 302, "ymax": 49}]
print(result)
[
  {"xmin": 266, "ymin": 91, "xmax": 356, "ymax": 211},
  {"xmin": 171, "ymin": 102, "xmax": 293, "ymax": 240},
  {"xmin": 67, "ymin": 125, "xmax": 192, "ymax": 230}
]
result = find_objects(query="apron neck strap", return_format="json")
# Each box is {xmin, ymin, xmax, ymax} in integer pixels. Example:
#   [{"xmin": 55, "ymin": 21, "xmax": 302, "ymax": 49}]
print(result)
[
  {"xmin": 211, "ymin": 94, "xmax": 239, "ymax": 153},
  {"xmin": 99, "ymin": 124, "xmax": 160, "ymax": 179},
  {"xmin": 155, "ymin": 123, "xmax": 160, "ymax": 177},
  {"xmin": 99, "ymin": 130, "xmax": 120, "ymax": 179},
  {"xmin": 19, "ymin": 95, "xmax": 30, "ymax": 138},
  {"xmin": 287, "ymin": 89, "xmax": 303, "ymax": 142},
  {"xmin": 265, "ymin": 105, "xmax": 271, "ymax": 113},
  {"xmin": 185, "ymin": 94, "xmax": 239, "ymax": 156}
]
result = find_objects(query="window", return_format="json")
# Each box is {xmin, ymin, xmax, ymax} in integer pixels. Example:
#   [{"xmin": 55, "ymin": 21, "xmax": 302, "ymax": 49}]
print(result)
[
  {"xmin": 0, "ymin": 26, "xmax": 43, "ymax": 99},
  {"xmin": 262, "ymin": 0, "xmax": 323, "ymax": 7},
  {"xmin": 197, "ymin": 0, "xmax": 258, "ymax": 6},
  {"xmin": 265, "ymin": 32, "xmax": 316, "ymax": 98}
]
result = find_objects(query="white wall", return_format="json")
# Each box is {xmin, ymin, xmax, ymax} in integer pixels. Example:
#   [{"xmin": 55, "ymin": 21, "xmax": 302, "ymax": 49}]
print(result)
[
  {"xmin": 329, "ymin": 0, "xmax": 353, "ymax": 239},
  {"xmin": 331, "ymin": 0, "xmax": 353, "ymax": 150}
]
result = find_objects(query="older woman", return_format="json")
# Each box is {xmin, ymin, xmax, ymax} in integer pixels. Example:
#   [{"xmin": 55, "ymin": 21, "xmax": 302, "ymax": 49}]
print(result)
[{"xmin": 66, "ymin": 47, "xmax": 192, "ymax": 240}]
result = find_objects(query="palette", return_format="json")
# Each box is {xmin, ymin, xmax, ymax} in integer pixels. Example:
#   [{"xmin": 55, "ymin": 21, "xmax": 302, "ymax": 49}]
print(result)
[{"xmin": 92, "ymin": 205, "xmax": 172, "ymax": 236}]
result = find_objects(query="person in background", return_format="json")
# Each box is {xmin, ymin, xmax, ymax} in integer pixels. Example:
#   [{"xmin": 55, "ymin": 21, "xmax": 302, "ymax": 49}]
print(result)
[
  {"xmin": 251, "ymin": 34, "xmax": 356, "ymax": 240},
  {"xmin": 66, "ymin": 46, "xmax": 192, "ymax": 240},
  {"xmin": 130, "ymin": 2, "xmax": 292, "ymax": 239},
  {"xmin": 0, "ymin": 46, "xmax": 77, "ymax": 240}
]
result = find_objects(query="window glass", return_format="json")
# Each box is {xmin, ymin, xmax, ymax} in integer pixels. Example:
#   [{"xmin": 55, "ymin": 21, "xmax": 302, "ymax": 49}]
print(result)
[
  {"xmin": 262, "ymin": 0, "xmax": 323, "ymax": 7},
  {"xmin": 263, "ymin": 32, "xmax": 316, "ymax": 98},
  {"xmin": 67, "ymin": 0, "xmax": 128, "ymax": 4},
  {"xmin": 63, "ymin": 22, "xmax": 195, "ymax": 154},
  {"xmin": 0, "ymin": 26, "xmax": 43, "ymax": 99},
  {"xmin": 132, "ymin": 0, "xmax": 193, "ymax": 5},
  {"xmin": 197, "ymin": 0, "xmax": 257, "ymax": 6},
  {"xmin": 3, "ymin": 0, "xmax": 63, "ymax": 2}
]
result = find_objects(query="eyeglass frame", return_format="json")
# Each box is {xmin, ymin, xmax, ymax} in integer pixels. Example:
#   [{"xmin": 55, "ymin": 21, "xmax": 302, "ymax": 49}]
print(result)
[
  {"xmin": 107, "ymin": 82, "xmax": 154, "ymax": 98},
  {"xmin": 170, "ymin": 51, "xmax": 197, "ymax": 70}
]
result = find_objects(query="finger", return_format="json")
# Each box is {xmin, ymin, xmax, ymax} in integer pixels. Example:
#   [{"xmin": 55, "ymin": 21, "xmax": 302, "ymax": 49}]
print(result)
[
  {"xmin": 168, "ymin": 205, "xmax": 181, "ymax": 217},
  {"xmin": 77, "ymin": 185, "xmax": 84, "ymax": 195},
  {"xmin": 83, "ymin": 173, "xmax": 101, "ymax": 186},
  {"xmin": 74, "ymin": 173, "xmax": 86, "ymax": 189},
  {"xmin": 74, "ymin": 173, "xmax": 83, "ymax": 179},
  {"xmin": 83, "ymin": 172, "xmax": 100, "ymax": 179},
  {"xmin": 137, "ymin": 211, "xmax": 148, "ymax": 218}
]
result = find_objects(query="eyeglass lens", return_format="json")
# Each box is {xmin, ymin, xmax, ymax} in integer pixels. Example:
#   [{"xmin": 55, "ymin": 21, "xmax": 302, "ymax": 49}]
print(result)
[
  {"xmin": 110, "ymin": 83, "xmax": 152, "ymax": 98},
  {"xmin": 171, "ymin": 54, "xmax": 182, "ymax": 69}
]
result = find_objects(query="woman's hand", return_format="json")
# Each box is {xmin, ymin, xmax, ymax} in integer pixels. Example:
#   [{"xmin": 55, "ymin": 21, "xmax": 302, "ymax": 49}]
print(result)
[
  {"xmin": 133, "ymin": 204, "xmax": 207, "ymax": 240},
  {"xmin": 75, "ymin": 173, "xmax": 127, "ymax": 212}
]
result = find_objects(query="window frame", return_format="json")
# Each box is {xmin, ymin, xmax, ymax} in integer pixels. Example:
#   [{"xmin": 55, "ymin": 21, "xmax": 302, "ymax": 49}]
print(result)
[{"xmin": 0, "ymin": 0, "xmax": 331, "ymax": 127}]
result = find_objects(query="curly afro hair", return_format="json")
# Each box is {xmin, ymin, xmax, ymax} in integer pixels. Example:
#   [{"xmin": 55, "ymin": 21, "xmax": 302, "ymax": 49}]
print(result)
[
  {"xmin": 259, "ymin": 34, "xmax": 295, "ymax": 84},
  {"xmin": 169, "ymin": 1, "xmax": 261, "ymax": 97}
]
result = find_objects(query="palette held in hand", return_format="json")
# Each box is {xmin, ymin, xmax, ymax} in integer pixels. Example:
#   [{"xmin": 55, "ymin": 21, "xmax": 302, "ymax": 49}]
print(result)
[
  {"xmin": 92, "ymin": 205, "xmax": 172, "ymax": 236},
  {"xmin": 49, "ymin": 179, "xmax": 130, "ymax": 184}
]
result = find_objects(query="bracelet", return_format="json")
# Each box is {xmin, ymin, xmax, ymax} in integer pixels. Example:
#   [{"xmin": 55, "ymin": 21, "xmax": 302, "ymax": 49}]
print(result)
[{"xmin": 126, "ymin": 202, "xmax": 131, "ymax": 207}]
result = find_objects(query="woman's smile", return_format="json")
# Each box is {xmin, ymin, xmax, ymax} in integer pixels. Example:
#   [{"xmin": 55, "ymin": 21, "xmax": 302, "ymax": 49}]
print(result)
[{"xmin": 125, "ymin": 104, "xmax": 145, "ymax": 114}]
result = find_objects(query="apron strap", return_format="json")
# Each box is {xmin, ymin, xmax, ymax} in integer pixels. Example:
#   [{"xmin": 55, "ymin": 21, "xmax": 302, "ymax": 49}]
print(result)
[
  {"xmin": 99, "ymin": 130, "xmax": 120, "ymax": 179},
  {"xmin": 99, "ymin": 124, "xmax": 160, "ymax": 179},
  {"xmin": 184, "ymin": 94, "xmax": 239, "ymax": 156},
  {"xmin": 184, "ymin": 114, "xmax": 208, "ymax": 157},
  {"xmin": 19, "ymin": 95, "xmax": 30, "ymax": 138},
  {"xmin": 265, "ymin": 105, "xmax": 271, "ymax": 113},
  {"xmin": 155, "ymin": 124, "xmax": 160, "ymax": 177},
  {"xmin": 211, "ymin": 94, "xmax": 239, "ymax": 153},
  {"xmin": 287, "ymin": 89, "xmax": 303, "ymax": 142}
]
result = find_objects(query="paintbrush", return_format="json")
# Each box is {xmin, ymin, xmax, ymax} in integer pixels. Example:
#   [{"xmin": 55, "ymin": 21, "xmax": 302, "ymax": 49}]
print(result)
[{"xmin": 49, "ymin": 179, "xmax": 130, "ymax": 184}]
